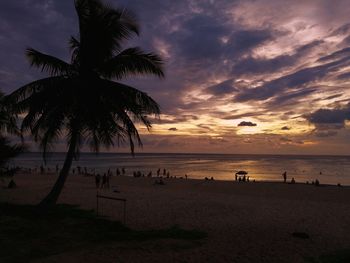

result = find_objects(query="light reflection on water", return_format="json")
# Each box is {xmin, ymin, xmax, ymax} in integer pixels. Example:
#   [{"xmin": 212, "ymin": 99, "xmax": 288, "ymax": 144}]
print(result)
[{"xmin": 13, "ymin": 153, "xmax": 350, "ymax": 185}]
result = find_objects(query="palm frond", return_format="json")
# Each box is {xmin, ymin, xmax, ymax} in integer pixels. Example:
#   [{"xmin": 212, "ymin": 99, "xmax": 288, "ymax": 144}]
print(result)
[
  {"xmin": 32, "ymin": 110, "xmax": 65, "ymax": 163},
  {"xmin": 75, "ymin": 0, "xmax": 140, "ymax": 67},
  {"xmin": 66, "ymin": 120, "xmax": 84, "ymax": 160},
  {"xmin": 8, "ymin": 77, "xmax": 66, "ymax": 105},
  {"xmin": 0, "ymin": 93, "xmax": 19, "ymax": 135},
  {"xmin": 8, "ymin": 76, "xmax": 72, "ymax": 161},
  {"xmin": 0, "ymin": 136, "xmax": 26, "ymax": 168},
  {"xmin": 69, "ymin": 36, "xmax": 81, "ymax": 65},
  {"xmin": 26, "ymin": 48, "xmax": 74, "ymax": 76},
  {"xmin": 98, "ymin": 80, "xmax": 161, "ymax": 153},
  {"xmin": 101, "ymin": 47, "xmax": 164, "ymax": 79}
]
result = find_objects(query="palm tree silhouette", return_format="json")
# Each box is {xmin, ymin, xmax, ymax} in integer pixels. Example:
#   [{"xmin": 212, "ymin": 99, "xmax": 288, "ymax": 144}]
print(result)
[
  {"xmin": 9, "ymin": 0, "xmax": 164, "ymax": 206},
  {"xmin": 0, "ymin": 91, "xmax": 25, "ymax": 172}
]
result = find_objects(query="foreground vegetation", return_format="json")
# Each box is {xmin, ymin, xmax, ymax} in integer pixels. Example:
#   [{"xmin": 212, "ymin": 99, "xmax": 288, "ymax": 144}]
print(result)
[
  {"xmin": 0, "ymin": 203, "xmax": 206, "ymax": 263},
  {"xmin": 306, "ymin": 251, "xmax": 350, "ymax": 263}
]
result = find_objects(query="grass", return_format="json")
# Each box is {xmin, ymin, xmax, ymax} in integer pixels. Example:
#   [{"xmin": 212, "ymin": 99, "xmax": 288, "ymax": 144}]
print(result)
[{"xmin": 0, "ymin": 203, "xmax": 207, "ymax": 263}]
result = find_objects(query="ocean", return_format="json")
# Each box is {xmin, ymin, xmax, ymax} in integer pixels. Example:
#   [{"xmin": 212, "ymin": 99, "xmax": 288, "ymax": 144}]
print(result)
[{"xmin": 11, "ymin": 152, "xmax": 350, "ymax": 185}]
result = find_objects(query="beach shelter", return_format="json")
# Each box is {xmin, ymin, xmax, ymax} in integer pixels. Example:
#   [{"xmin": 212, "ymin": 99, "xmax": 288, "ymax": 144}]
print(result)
[
  {"xmin": 235, "ymin": 170, "xmax": 248, "ymax": 181},
  {"xmin": 235, "ymin": 170, "xmax": 248, "ymax": 176}
]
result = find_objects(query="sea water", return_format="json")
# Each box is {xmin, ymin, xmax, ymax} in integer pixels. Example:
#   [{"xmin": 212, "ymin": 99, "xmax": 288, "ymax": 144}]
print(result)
[{"xmin": 12, "ymin": 152, "xmax": 350, "ymax": 185}]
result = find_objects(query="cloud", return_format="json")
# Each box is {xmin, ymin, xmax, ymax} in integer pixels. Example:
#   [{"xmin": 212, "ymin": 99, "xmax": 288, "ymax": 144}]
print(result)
[
  {"xmin": 306, "ymin": 104, "xmax": 350, "ymax": 141},
  {"xmin": 221, "ymin": 111, "xmax": 266, "ymax": 120},
  {"xmin": 307, "ymin": 104, "xmax": 350, "ymax": 125},
  {"xmin": 225, "ymin": 29, "xmax": 274, "ymax": 58},
  {"xmin": 234, "ymin": 53, "xmax": 350, "ymax": 102},
  {"xmin": 314, "ymin": 130, "xmax": 338, "ymax": 137},
  {"xmin": 152, "ymin": 114, "xmax": 199, "ymax": 124},
  {"xmin": 168, "ymin": 127, "xmax": 178, "ymax": 131},
  {"xmin": 237, "ymin": 121, "xmax": 257, "ymax": 127},
  {"xmin": 175, "ymin": 14, "xmax": 229, "ymax": 60},
  {"xmin": 279, "ymin": 137, "xmax": 304, "ymax": 145},
  {"xmin": 337, "ymin": 71, "xmax": 350, "ymax": 80},
  {"xmin": 232, "ymin": 40, "xmax": 323, "ymax": 76},
  {"xmin": 267, "ymin": 88, "xmax": 318, "ymax": 107},
  {"xmin": 330, "ymin": 23, "xmax": 350, "ymax": 36},
  {"xmin": 197, "ymin": 124, "xmax": 213, "ymax": 131},
  {"xmin": 281, "ymin": 126, "xmax": 291, "ymax": 130},
  {"xmin": 2, "ymin": 0, "xmax": 350, "ymax": 155},
  {"xmin": 280, "ymin": 137, "xmax": 292, "ymax": 143},
  {"xmin": 317, "ymin": 47, "xmax": 350, "ymax": 63},
  {"xmin": 205, "ymin": 79, "xmax": 237, "ymax": 96}
]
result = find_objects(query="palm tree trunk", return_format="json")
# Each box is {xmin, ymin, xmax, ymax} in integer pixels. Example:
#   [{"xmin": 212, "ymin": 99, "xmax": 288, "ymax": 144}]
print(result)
[{"xmin": 38, "ymin": 132, "xmax": 78, "ymax": 208}]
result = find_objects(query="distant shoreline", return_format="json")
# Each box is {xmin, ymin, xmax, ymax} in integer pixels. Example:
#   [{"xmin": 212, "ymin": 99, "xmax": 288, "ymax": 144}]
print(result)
[{"xmin": 12, "ymin": 153, "xmax": 350, "ymax": 186}]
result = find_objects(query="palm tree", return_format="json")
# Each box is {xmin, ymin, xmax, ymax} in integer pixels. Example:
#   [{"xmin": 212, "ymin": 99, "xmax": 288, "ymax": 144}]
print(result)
[
  {"xmin": 0, "ymin": 137, "xmax": 24, "ymax": 171},
  {"xmin": 0, "ymin": 91, "xmax": 18, "ymax": 135},
  {"xmin": 0, "ymin": 91, "xmax": 24, "ymax": 174},
  {"xmin": 8, "ymin": 0, "xmax": 164, "ymax": 207}
]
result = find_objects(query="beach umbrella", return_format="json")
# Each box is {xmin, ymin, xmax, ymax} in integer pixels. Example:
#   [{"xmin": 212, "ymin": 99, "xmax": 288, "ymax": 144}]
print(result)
[{"xmin": 235, "ymin": 170, "xmax": 248, "ymax": 175}]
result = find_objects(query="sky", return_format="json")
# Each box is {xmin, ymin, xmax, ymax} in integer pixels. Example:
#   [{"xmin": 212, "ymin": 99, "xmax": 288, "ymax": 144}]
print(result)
[{"xmin": 0, "ymin": 0, "xmax": 350, "ymax": 155}]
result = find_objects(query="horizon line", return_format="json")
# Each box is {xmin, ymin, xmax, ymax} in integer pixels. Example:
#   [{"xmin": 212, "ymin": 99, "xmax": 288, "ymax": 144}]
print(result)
[{"xmin": 21, "ymin": 151, "xmax": 350, "ymax": 157}]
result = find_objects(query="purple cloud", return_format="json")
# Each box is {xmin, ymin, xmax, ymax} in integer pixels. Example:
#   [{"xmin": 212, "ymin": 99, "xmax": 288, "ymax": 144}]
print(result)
[{"xmin": 307, "ymin": 104, "xmax": 350, "ymax": 125}]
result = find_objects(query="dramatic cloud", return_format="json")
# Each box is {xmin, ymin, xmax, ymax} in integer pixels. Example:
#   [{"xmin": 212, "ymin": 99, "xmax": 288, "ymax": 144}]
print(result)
[
  {"xmin": 307, "ymin": 104, "xmax": 350, "ymax": 125},
  {"xmin": 1, "ymin": 0, "xmax": 350, "ymax": 154},
  {"xmin": 205, "ymin": 79, "xmax": 238, "ymax": 96},
  {"xmin": 234, "ymin": 56, "xmax": 350, "ymax": 103},
  {"xmin": 232, "ymin": 40, "xmax": 324, "ymax": 76}
]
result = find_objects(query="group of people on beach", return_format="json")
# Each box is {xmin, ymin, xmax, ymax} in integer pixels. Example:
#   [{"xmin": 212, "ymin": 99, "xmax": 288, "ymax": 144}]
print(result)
[
  {"xmin": 129, "ymin": 168, "xmax": 191, "ymax": 186},
  {"xmin": 20, "ymin": 164, "xmax": 344, "ymax": 187},
  {"xmin": 205, "ymin": 177, "xmax": 215, "ymax": 181},
  {"xmin": 231, "ymin": 170, "xmax": 324, "ymax": 185},
  {"xmin": 282, "ymin": 171, "xmax": 323, "ymax": 186},
  {"xmin": 115, "ymin": 168, "xmax": 126, "ymax": 176},
  {"xmin": 132, "ymin": 168, "xmax": 188, "ymax": 180},
  {"xmin": 235, "ymin": 174, "xmax": 250, "ymax": 182},
  {"xmin": 37, "ymin": 164, "xmax": 91, "ymax": 176},
  {"xmin": 36, "ymin": 165, "xmax": 128, "ymax": 178},
  {"xmin": 282, "ymin": 171, "xmax": 296, "ymax": 184},
  {"xmin": 95, "ymin": 173, "xmax": 111, "ymax": 189}
]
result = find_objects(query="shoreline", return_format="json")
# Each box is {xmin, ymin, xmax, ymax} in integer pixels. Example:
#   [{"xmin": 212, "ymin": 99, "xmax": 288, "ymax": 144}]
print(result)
[
  {"xmin": 3, "ymin": 170, "xmax": 349, "ymax": 188},
  {"xmin": 16, "ymin": 151, "xmax": 350, "ymax": 158},
  {"xmin": 12, "ymin": 152, "xmax": 350, "ymax": 186}
]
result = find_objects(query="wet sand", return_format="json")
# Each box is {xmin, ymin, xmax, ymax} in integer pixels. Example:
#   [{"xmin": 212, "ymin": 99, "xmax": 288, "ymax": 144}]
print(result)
[{"xmin": 2, "ymin": 173, "xmax": 350, "ymax": 263}]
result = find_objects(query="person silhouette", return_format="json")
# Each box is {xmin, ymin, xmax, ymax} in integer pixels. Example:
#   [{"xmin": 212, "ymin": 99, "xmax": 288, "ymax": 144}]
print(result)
[
  {"xmin": 95, "ymin": 174, "xmax": 101, "ymax": 188},
  {"xmin": 102, "ymin": 174, "xmax": 107, "ymax": 188},
  {"xmin": 282, "ymin": 171, "xmax": 287, "ymax": 183}
]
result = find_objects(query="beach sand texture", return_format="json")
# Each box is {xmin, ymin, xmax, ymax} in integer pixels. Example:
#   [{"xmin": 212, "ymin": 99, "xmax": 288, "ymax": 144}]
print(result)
[{"xmin": 2, "ymin": 173, "xmax": 350, "ymax": 263}]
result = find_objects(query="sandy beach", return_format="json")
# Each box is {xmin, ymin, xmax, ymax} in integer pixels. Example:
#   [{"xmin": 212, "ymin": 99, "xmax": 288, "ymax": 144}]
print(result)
[{"xmin": 2, "ymin": 173, "xmax": 350, "ymax": 263}]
